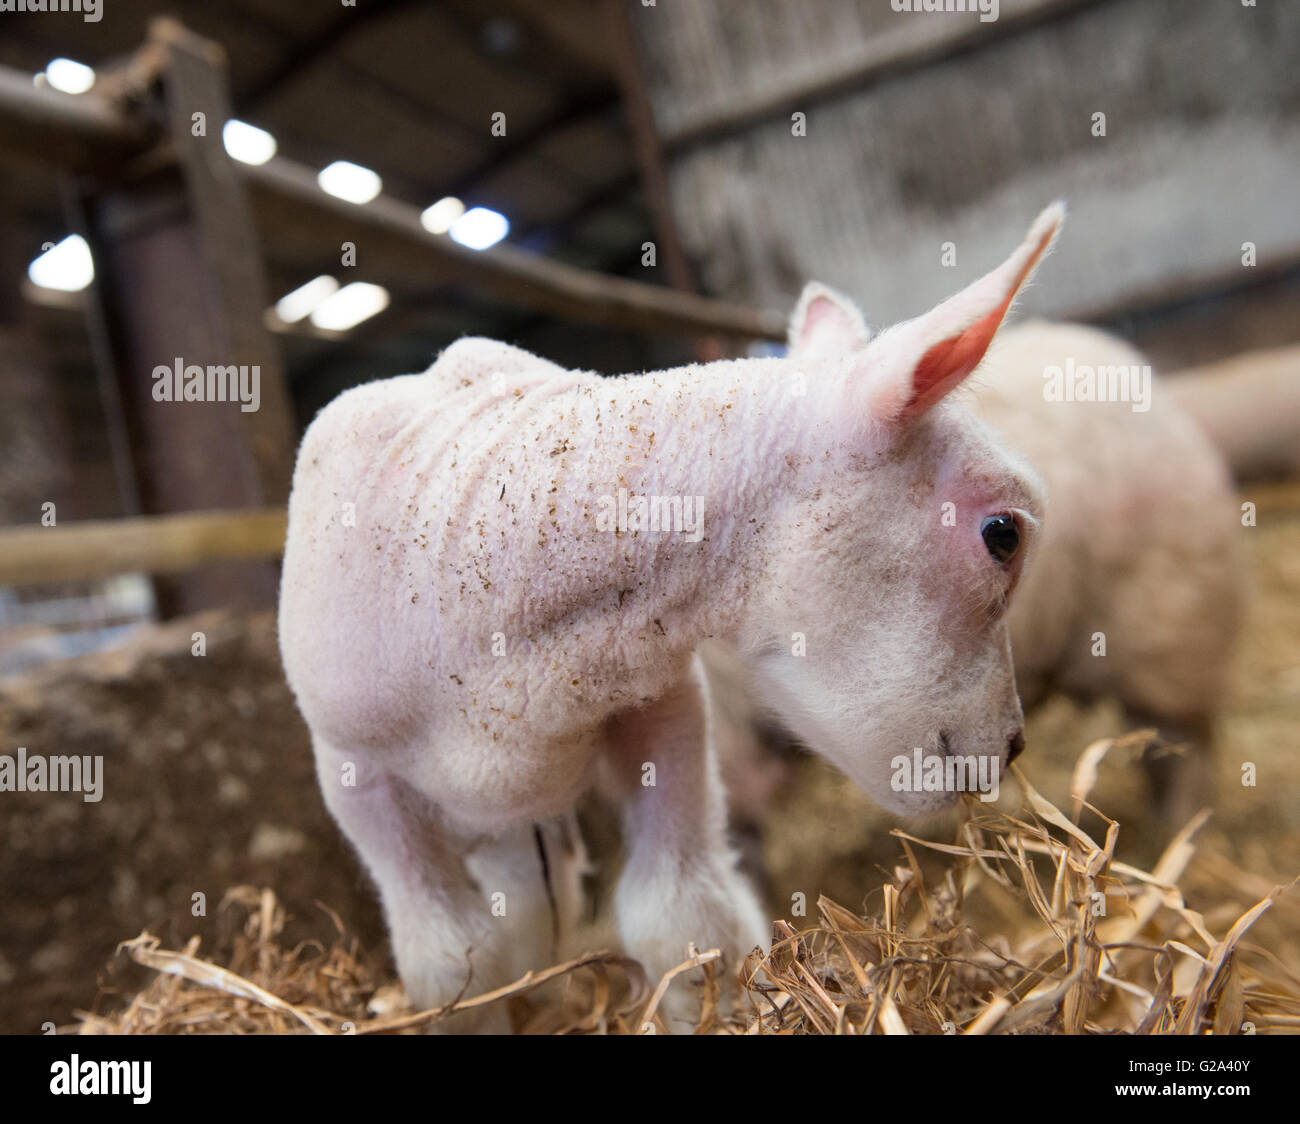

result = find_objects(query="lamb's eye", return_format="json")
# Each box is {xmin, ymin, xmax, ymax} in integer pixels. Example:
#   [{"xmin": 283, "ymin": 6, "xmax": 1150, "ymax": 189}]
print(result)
[{"xmin": 980, "ymin": 514, "xmax": 1019, "ymax": 564}]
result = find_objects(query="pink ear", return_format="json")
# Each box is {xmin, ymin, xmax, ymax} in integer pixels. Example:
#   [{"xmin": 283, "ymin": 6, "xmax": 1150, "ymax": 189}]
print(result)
[
  {"xmin": 866, "ymin": 203, "xmax": 1064, "ymax": 422},
  {"xmin": 789, "ymin": 282, "xmax": 870, "ymax": 356}
]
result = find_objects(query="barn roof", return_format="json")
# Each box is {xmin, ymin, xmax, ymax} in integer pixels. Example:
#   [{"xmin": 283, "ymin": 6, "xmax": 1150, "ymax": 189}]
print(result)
[{"xmin": 0, "ymin": 1, "xmax": 677, "ymax": 413}]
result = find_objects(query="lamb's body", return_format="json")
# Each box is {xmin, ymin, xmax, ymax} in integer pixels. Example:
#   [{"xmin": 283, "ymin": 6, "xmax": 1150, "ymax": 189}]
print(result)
[
  {"xmin": 280, "ymin": 206, "xmax": 1064, "ymax": 1029},
  {"xmin": 280, "ymin": 340, "xmax": 817, "ymax": 1024},
  {"xmin": 281, "ymin": 341, "xmax": 797, "ymax": 833}
]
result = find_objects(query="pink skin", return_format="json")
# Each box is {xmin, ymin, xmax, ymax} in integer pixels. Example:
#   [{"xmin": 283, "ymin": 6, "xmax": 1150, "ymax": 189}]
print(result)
[{"xmin": 279, "ymin": 205, "xmax": 1063, "ymax": 1026}]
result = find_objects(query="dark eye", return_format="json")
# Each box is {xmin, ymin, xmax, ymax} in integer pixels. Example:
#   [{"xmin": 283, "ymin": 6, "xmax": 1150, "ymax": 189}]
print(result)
[{"xmin": 980, "ymin": 514, "xmax": 1019, "ymax": 564}]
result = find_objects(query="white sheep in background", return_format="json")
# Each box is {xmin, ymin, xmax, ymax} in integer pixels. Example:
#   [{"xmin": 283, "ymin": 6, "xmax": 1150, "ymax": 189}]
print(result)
[{"xmin": 973, "ymin": 322, "xmax": 1243, "ymax": 821}]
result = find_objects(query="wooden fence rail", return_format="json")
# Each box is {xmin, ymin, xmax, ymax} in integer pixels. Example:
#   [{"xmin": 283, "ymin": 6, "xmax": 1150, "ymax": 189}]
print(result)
[{"xmin": 0, "ymin": 509, "xmax": 287, "ymax": 588}]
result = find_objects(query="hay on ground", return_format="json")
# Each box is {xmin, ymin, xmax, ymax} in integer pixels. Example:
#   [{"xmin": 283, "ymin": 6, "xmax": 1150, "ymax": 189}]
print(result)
[{"xmin": 72, "ymin": 740, "xmax": 1299, "ymax": 1035}]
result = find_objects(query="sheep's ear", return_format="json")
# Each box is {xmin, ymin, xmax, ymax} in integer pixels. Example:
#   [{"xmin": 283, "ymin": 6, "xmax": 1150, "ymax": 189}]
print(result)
[
  {"xmin": 861, "ymin": 202, "xmax": 1064, "ymax": 423},
  {"xmin": 789, "ymin": 282, "xmax": 870, "ymax": 356}
]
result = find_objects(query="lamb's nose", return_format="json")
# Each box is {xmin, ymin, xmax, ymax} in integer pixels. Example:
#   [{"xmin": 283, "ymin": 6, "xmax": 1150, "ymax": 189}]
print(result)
[{"xmin": 1007, "ymin": 730, "xmax": 1026, "ymax": 763}]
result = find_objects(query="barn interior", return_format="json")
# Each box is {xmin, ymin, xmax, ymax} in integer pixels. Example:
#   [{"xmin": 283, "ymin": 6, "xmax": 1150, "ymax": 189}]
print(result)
[{"xmin": 0, "ymin": 0, "xmax": 1297, "ymax": 1035}]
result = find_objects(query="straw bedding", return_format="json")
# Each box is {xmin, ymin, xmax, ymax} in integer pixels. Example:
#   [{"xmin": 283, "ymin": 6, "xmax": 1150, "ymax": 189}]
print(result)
[{"xmin": 72, "ymin": 736, "xmax": 1297, "ymax": 1036}]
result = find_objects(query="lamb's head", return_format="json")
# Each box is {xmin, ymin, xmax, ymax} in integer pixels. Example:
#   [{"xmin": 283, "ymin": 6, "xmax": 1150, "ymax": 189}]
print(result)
[{"xmin": 740, "ymin": 205, "xmax": 1061, "ymax": 814}]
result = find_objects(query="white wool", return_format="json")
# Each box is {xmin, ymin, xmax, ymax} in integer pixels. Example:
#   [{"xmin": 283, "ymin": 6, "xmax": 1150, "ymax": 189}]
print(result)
[{"xmin": 279, "ymin": 207, "xmax": 1064, "ymax": 1023}]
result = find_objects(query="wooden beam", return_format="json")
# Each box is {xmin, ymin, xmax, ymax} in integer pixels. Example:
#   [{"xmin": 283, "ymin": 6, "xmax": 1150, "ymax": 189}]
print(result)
[
  {"xmin": 240, "ymin": 154, "xmax": 787, "ymax": 340},
  {"xmin": 0, "ymin": 64, "xmax": 152, "ymax": 173},
  {"xmin": 438, "ymin": 87, "xmax": 621, "ymax": 206},
  {"xmin": 236, "ymin": 0, "xmax": 423, "ymax": 109},
  {"xmin": 0, "ymin": 508, "xmax": 286, "ymax": 588},
  {"xmin": 0, "ymin": 59, "xmax": 785, "ymax": 342},
  {"xmin": 227, "ymin": 0, "xmax": 621, "ymax": 230},
  {"xmin": 658, "ymin": 0, "xmax": 1099, "ymax": 153}
]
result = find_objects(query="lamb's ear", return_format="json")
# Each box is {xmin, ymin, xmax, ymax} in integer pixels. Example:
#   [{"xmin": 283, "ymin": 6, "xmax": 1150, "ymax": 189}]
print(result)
[
  {"xmin": 862, "ymin": 202, "xmax": 1064, "ymax": 423},
  {"xmin": 789, "ymin": 282, "xmax": 871, "ymax": 356}
]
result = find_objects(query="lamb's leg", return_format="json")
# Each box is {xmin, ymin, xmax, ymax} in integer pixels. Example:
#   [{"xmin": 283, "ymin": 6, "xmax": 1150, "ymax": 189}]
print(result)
[
  {"xmin": 608, "ymin": 663, "xmax": 769, "ymax": 1028},
  {"xmin": 463, "ymin": 822, "xmax": 558, "ymax": 980},
  {"xmin": 311, "ymin": 739, "xmax": 512, "ymax": 1032}
]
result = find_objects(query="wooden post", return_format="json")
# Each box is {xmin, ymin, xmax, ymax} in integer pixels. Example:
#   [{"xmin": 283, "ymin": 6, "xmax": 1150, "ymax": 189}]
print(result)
[
  {"xmin": 77, "ymin": 19, "xmax": 295, "ymax": 616},
  {"xmin": 602, "ymin": 0, "xmax": 742, "ymax": 362},
  {"xmin": 603, "ymin": 0, "xmax": 696, "ymax": 295}
]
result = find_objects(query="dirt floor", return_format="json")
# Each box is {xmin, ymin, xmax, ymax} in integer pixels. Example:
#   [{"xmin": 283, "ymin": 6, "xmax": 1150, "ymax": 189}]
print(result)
[
  {"xmin": 1, "ymin": 486, "xmax": 1296, "ymax": 1034},
  {"xmin": 0, "ymin": 612, "xmax": 386, "ymax": 1034}
]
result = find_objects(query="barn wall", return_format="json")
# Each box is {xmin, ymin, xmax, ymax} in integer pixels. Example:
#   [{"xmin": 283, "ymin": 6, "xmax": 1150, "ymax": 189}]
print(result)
[{"xmin": 634, "ymin": 0, "xmax": 1300, "ymax": 336}]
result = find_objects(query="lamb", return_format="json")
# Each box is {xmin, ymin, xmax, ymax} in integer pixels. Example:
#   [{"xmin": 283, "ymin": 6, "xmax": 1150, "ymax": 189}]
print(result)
[{"xmin": 278, "ymin": 205, "xmax": 1063, "ymax": 1028}]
